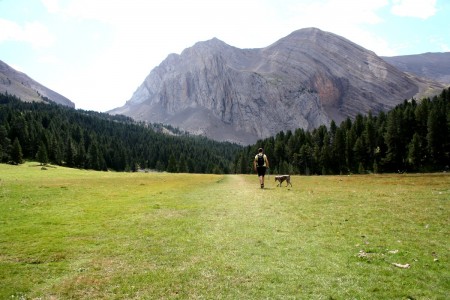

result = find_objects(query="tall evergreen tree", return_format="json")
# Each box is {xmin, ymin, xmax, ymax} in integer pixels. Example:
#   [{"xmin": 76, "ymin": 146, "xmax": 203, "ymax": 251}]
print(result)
[
  {"xmin": 384, "ymin": 109, "xmax": 402, "ymax": 171},
  {"xmin": 332, "ymin": 126, "xmax": 346, "ymax": 173},
  {"xmin": 427, "ymin": 102, "xmax": 447, "ymax": 166},
  {"xmin": 36, "ymin": 141, "xmax": 48, "ymax": 165},
  {"xmin": 407, "ymin": 133, "xmax": 422, "ymax": 170},
  {"xmin": 9, "ymin": 114, "xmax": 30, "ymax": 156},
  {"xmin": 65, "ymin": 138, "xmax": 77, "ymax": 168},
  {"xmin": 0, "ymin": 125, "xmax": 11, "ymax": 162},
  {"xmin": 167, "ymin": 154, "xmax": 177, "ymax": 173},
  {"xmin": 87, "ymin": 141, "xmax": 102, "ymax": 170},
  {"xmin": 11, "ymin": 138, "xmax": 23, "ymax": 164}
]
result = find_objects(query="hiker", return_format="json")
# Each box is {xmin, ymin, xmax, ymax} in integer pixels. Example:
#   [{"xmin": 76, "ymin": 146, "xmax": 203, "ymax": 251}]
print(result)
[{"xmin": 254, "ymin": 148, "xmax": 269, "ymax": 188}]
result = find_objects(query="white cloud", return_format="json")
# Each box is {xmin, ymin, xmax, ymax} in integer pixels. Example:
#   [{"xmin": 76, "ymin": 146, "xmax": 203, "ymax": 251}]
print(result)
[
  {"xmin": 277, "ymin": 0, "xmax": 397, "ymax": 55},
  {"xmin": 23, "ymin": 22, "xmax": 55, "ymax": 48},
  {"xmin": 38, "ymin": 54, "xmax": 60, "ymax": 64},
  {"xmin": 0, "ymin": 19, "xmax": 21, "ymax": 42},
  {"xmin": 39, "ymin": 0, "xmax": 396, "ymax": 55},
  {"xmin": 41, "ymin": 0, "xmax": 60, "ymax": 14},
  {"xmin": 391, "ymin": 0, "xmax": 437, "ymax": 19},
  {"xmin": 428, "ymin": 36, "xmax": 450, "ymax": 53},
  {"xmin": 0, "ymin": 18, "xmax": 55, "ymax": 48},
  {"xmin": 289, "ymin": 0, "xmax": 388, "ymax": 26}
]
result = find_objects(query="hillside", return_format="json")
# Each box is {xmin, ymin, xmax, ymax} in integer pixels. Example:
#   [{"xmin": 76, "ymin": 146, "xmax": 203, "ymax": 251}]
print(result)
[
  {"xmin": 0, "ymin": 93, "xmax": 240, "ymax": 173},
  {"xmin": 382, "ymin": 52, "xmax": 450, "ymax": 84},
  {"xmin": 0, "ymin": 60, "xmax": 74, "ymax": 108},
  {"xmin": 110, "ymin": 28, "xmax": 445, "ymax": 145}
]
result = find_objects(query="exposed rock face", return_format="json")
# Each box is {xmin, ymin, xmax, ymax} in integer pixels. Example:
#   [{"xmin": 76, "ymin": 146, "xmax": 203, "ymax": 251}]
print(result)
[
  {"xmin": 110, "ymin": 28, "xmax": 444, "ymax": 145},
  {"xmin": 0, "ymin": 60, "xmax": 74, "ymax": 108},
  {"xmin": 382, "ymin": 52, "xmax": 450, "ymax": 84}
]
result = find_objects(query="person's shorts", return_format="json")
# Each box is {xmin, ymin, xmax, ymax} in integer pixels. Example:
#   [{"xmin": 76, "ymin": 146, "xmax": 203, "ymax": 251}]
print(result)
[{"xmin": 257, "ymin": 166, "xmax": 266, "ymax": 177}]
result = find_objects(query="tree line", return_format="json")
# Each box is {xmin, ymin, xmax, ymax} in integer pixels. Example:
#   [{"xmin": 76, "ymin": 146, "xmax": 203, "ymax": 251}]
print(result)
[
  {"xmin": 2, "ymin": 87, "xmax": 449, "ymax": 175},
  {"xmin": 236, "ymin": 87, "xmax": 450, "ymax": 175},
  {"xmin": 0, "ymin": 93, "xmax": 241, "ymax": 173}
]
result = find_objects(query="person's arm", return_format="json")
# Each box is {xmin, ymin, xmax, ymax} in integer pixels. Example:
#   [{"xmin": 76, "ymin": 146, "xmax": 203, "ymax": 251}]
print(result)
[
  {"xmin": 253, "ymin": 158, "xmax": 257, "ymax": 172},
  {"xmin": 265, "ymin": 156, "xmax": 270, "ymax": 169}
]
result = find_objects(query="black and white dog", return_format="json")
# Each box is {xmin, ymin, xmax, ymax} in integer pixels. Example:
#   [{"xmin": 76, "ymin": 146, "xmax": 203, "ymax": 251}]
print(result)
[{"xmin": 275, "ymin": 175, "xmax": 292, "ymax": 187}]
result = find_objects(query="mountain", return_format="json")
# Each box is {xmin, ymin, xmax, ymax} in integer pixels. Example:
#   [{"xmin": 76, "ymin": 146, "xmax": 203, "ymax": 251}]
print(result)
[
  {"xmin": 109, "ymin": 28, "xmax": 445, "ymax": 145},
  {"xmin": 0, "ymin": 60, "xmax": 74, "ymax": 108},
  {"xmin": 382, "ymin": 52, "xmax": 450, "ymax": 84}
]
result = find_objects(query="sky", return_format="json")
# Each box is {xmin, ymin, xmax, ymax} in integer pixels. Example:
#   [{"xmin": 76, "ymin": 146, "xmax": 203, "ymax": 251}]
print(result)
[{"xmin": 0, "ymin": 0, "xmax": 449, "ymax": 112}]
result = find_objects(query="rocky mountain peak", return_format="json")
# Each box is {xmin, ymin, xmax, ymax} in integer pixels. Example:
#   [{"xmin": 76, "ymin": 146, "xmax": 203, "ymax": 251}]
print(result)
[{"xmin": 109, "ymin": 28, "xmax": 445, "ymax": 145}]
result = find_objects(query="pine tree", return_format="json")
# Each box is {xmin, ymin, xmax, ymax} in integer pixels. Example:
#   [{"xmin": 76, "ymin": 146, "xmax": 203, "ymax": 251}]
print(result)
[
  {"xmin": 353, "ymin": 136, "xmax": 365, "ymax": 170},
  {"xmin": 11, "ymin": 138, "xmax": 23, "ymax": 164},
  {"xmin": 167, "ymin": 154, "xmax": 177, "ymax": 172},
  {"xmin": 9, "ymin": 115, "xmax": 30, "ymax": 156},
  {"xmin": 87, "ymin": 142, "xmax": 101, "ymax": 170},
  {"xmin": 427, "ymin": 101, "xmax": 447, "ymax": 167},
  {"xmin": 332, "ymin": 126, "xmax": 346, "ymax": 173},
  {"xmin": 75, "ymin": 141, "xmax": 86, "ymax": 168},
  {"xmin": 36, "ymin": 141, "xmax": 48, "ymax": 165},
  {"xmin": 178, "ymin": 154, "xmax": 189, "ymax": 173},
  {"xmin": 65, "ymin": 138, "xmax": 77, "ymax": 167},
  {"xmin": 407, "ymin": 133, "xmax": 422, "ymax": 170},
  {"xmin": 155, "ymin": 160, "xmax": 165, "ymax": 171},
  {"xmin": 384, "ymin": 109, "xmax": 401, "ymax": 171},
  {"xmin": 0, "ymin": 125, "xmax": 11, "ymax": 162}
]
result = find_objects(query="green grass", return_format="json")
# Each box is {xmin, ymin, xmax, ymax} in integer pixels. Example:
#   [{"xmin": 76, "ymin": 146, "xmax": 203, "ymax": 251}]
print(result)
[{"xmin": 0, "ymin": 162, "xmax": 449, "ymax": 299}]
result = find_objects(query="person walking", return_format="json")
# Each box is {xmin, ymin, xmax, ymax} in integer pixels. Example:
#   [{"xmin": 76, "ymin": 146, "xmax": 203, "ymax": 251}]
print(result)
[{"xmin": 254, "ymin": 148, "xmax": 269, "ymax": 188}]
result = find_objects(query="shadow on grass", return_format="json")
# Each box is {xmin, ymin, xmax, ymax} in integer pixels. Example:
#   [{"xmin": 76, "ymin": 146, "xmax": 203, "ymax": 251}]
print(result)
[{"xmin": 28, "ymin": 163, "xmax": 57, "ymax": 169}]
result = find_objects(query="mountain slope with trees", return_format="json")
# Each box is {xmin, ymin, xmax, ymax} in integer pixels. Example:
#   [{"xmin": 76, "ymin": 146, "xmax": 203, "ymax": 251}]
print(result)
[
  {"xmin": 2, "ymin": 87, "xmax": 449, "ymax": 175},
  {"xmin": 0, "ymin": 93, "xmax": 241, "ymax": 173},
  {"xmin": 235, "ymin": 88, "xmax": 449, "ymax": 175}
]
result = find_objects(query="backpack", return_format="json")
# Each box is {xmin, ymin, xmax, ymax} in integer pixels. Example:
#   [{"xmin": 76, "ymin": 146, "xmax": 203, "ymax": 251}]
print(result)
[{"xmin": 257, "ymin": 154, "xmax": 265, "ymax": 167}]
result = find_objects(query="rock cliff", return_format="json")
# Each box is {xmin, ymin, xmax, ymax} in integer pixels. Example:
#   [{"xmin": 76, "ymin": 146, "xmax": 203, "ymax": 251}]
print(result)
[{"xmin": 110, "ymin": 28, "xmax": 444, "ymax": 145}]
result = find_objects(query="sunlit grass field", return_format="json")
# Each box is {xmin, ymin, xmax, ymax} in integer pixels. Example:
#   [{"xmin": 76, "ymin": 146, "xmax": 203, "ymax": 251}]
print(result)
[{"xmin": 0, "ymin": 162, "xmax": 449, "ymax": 299}]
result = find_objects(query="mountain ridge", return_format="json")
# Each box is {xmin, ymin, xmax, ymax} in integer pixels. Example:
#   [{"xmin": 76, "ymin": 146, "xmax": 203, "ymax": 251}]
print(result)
[
  {"xmin": 109, "ymin": 28, "xmax": 445, "ymax": 145},
  {"xmin": 0, "ymin": 60, "xmax": 74, "ymax": 108},
  {"xmin": 382, "ymin": 52, "xmax": 450, "ymax": 84}
]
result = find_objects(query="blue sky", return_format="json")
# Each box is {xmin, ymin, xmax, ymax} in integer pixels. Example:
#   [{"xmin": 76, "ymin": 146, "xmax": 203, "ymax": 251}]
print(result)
[{"xmin": 0, "ymin": 0, "xmax": 449, "ymax": 112}]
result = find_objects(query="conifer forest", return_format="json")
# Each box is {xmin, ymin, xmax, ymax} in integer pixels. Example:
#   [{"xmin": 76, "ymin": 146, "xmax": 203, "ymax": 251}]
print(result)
[{"xmin": 1, "ymin": 87, "xmax": 449, "ymax": 174}]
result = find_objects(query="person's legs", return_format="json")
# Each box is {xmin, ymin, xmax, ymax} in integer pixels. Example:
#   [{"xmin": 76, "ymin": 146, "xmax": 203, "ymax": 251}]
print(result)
[{"xmin": 257, "ymin": 167, "xmax": 266, "ymax": 188}]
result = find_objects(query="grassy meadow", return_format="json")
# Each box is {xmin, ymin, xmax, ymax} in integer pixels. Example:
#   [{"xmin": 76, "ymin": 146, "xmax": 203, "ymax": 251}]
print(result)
[{"xmin": 0, "ymin": 162, "xmax": 449, "ymax": 299}]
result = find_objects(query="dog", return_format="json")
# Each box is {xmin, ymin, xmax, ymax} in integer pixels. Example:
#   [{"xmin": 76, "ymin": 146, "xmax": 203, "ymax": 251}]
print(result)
[{"xmin": 275, "ymin": 175, "xmax": 292, "ymax": 187}]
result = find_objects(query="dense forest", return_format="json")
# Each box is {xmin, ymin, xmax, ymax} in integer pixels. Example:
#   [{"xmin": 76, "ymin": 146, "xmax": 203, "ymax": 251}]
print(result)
[
  {"xmin": 236, "ymin": 87, "xmax": 450, "ymax": 175},
  {"xmin": 1, "ymin": 88, "xmax": 449, "ymax": 175},
  {"xmin": 0, "ymin": 93, "xmax": 241, "ymax": 173}
]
